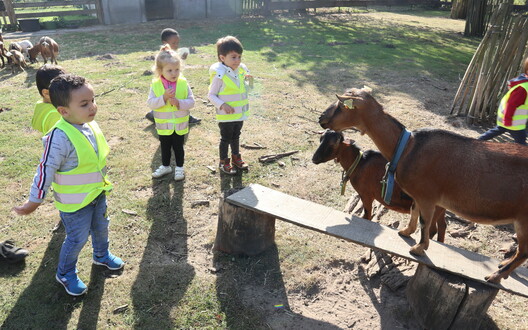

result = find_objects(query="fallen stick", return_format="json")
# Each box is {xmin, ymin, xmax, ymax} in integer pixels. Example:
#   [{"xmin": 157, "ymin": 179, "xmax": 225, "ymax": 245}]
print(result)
[
  {"xmin": 258, "ymin": 150, "xmax": 299, "ymax": 163},
  {"xmin": 241, "ymin": 142, "xmax": 267, "ymax": 149}
]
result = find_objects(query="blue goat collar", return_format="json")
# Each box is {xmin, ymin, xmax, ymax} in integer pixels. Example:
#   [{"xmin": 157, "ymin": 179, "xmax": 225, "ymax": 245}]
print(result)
[{"xmin": 381, "ymin": 129, "xmax": 411, "ymax": 205}]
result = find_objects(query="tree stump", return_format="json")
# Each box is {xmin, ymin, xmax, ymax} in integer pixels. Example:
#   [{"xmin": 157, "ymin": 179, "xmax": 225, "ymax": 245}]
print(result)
[
  {"xmin": 214, "ymin": 189, "xmax": 276, "ymax": 256},
  {"xmin": 406, "ymin": 264, "xmax": 498, "ymax": 330}
]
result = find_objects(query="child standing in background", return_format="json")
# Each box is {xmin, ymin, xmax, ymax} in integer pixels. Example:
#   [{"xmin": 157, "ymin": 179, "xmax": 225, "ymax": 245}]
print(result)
[
  {"xmin": 14, "ymin": 74, "xmax": 124, "ymax": 296},
  {"xmin": 478, "ymin": 57, "xmax": 528, "ymax": 145},
  {"xmin": 31, "ymin": 64, "xmax": 66, "ymax": 134},
  {"xmin": 146, "ymin": 28, "xmax": 201, "ymax": 125},
  {"xmin": 147, "ymin": 45, "xmax": 195, "ymax": 181},
  {"xmin": 208, "ymin": 36, "xmax": 253, "ymax": 175}
]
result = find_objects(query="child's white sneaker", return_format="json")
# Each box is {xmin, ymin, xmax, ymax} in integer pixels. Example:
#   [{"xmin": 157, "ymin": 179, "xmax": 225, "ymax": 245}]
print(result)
[
  {"xmin": 152, "ymin": 165, "xmax": 172, "ymax": 178},
  {"xmin": 174, "ymin": 167, "xmax": 185, "ymax": 181}
]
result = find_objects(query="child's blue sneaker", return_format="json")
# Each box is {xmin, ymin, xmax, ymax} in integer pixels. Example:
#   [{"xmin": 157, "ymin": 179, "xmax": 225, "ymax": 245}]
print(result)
[
  {"xmin": 55, "ymin": 273, "xmax": 87, "ymax": 296},
  {"xmin": 93, "ymin": 252, "xmax": 124, "ymax": 270}
]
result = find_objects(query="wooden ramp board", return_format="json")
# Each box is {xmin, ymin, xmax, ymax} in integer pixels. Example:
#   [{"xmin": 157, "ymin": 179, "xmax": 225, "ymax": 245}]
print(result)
[{"xmin": 227, "ymin": 184, "xmax": 528, "ymax": 298}]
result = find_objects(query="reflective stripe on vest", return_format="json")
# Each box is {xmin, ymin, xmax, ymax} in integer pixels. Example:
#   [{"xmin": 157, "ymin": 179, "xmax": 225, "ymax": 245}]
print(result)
[
  {"xmin": 51, "ymin": 119, "xmax": 113, "ymax": 212},
  {"xmin": 497, "ymin": 82, "xmax": 528, "ymax": 131},
  {"xmin": 211, "ymin": 67, "xmax": 249, "ymax": 122},
  {"xmin": 31, "ymin": 101, "xmax": 61, "ymax": 135},
  {"xmin": 151, "ymin": 77, "xmax": 189, "ymax": 135}
]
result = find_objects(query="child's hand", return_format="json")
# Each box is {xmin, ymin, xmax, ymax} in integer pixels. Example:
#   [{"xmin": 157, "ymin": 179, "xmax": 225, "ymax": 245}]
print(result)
[
  {"xmin": 220, "ymin": 103, "xmax": 235, "ymax": 114},
  {"xmin": 245, "ymin": 74, "xmax": 254, "ymax": 88},
  {"xmin": 163, "ymin": 88, "xmax": 175, "ymax": 102},
  {"xmin": 13, "ymin": 201, "xmax": 41, "ymax": 216},
  {"xmin": 169, "ymin": 97, "xmax": 180, "ymax": 107}
]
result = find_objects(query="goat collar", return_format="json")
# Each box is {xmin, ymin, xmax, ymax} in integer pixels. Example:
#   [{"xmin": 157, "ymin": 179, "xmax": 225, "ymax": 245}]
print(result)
[
  {"xmin": 381, "ymin": 128, "xmax": 412, "ymax": 204},
  {"xmin": 340, "ymin": 151, "xmax": 363, "ymax": 195}
]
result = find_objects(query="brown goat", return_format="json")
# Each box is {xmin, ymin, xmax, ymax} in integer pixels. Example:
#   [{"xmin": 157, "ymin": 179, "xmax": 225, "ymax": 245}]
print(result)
[
  {"xmin": 312, "ymin": 129, "xmax": 446, "ymax": 242},
  {"xmin": 6, "ymin": 49, "xmax": 27, "ymax": 73},
  {"xmin": 0, "ymin": 41, "xmax": 7, "ymax": 68},
  {"xmin": 28, "ymin": 36, "xmax": 59, "ymax": 64},
  {"xmin": 319, "ymin": 86, "xmax": 528, "ymax": 283}
]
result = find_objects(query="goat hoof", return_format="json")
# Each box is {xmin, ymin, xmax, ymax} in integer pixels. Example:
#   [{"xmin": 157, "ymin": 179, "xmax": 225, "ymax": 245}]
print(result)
[
  {"xmin": 409, "ymin": 245, "xmax": 425, "ymax": 256},
  {"xmin": 485, "ymin": 272, "xmax": 502, "ymax": 284},
  {"xmin": 398, "ymin": 229, "xmax": 412, "ymax": 237}
]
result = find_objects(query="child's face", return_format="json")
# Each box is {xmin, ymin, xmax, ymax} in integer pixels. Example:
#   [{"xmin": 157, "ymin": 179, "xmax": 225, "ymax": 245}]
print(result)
[
  {"xmin": 162, "ymin": 62, "xmax": 180, "ymax": 82},
  {"xmin": 59, "ymin": 84, "xmax": 97, "ymax": 125},
  {"xmin": 220, "ymin": 51, "xmax": 242, "ymax": 71},
  {"xmin": 164, "ymin": 35, "xmax": 180, "ymax": 51}
]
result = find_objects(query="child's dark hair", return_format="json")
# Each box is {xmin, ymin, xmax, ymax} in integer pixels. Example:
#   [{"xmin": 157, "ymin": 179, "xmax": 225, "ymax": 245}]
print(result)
[
  {"xmin": 216, "ymin": 36, "xmax": 243, "ymax": 61},
  {"xmin": 161, "ymin": 28, "xmax": 179, "ymax": 42},
  {"xmin": 36, "ymin": 64, "xmax": 65, "ymax": 96},
  {"xmin": 49, "ymin": 74, "xmax": 87, "ymax": 108}
]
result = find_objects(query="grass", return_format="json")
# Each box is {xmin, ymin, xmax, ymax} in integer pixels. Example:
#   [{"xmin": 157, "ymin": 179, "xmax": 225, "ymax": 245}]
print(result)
[{"xmin": 1, "ymin": 9, "xmax": 526, "ymax": 329}]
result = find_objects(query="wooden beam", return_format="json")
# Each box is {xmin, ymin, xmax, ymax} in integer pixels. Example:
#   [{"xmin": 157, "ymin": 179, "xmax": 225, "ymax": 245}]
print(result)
[
  {"xmin": 226, "ymin": 184, "xmax": 528, "ymax": 298},
  {"xmin": 16, "ymin": 9, "xmax": 97, "ymax": 19},
  {"xmin": 12, "ymin": 1, "xmax": 96, "ymax": 8}
]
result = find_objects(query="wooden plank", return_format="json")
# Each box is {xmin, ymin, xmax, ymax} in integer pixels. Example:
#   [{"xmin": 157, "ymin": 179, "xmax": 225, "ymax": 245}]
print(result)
[
  {"xmin": 16, "ymin": 9, "xmax": 96, "ymax": 18},
  {"xmin": 227, "ymin": 184, "xmax": 528, "ymax": 298},
  {"xmin": 13, "ymin": 1, "xmax": 96, "ymax": 8}
]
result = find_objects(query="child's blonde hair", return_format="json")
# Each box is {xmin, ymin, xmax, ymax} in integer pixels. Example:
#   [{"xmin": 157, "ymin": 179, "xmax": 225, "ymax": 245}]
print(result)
[
  {"xmin": 152, "ymin": 44, "xmax": 181, "ymax": 77},
  {"xmin": 524, "ymin": 57, "xmax": 528, "ymax": 75}
]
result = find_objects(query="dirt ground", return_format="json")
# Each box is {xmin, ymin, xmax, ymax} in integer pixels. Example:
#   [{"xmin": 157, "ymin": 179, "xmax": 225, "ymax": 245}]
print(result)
[{"xmin": 3, "ymin": 10, "xmax": 527, "ymax": 329}]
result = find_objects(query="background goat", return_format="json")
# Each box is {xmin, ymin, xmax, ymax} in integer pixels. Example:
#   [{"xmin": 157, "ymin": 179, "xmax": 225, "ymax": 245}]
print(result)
[
  {"xmin": 6, "ymin": 49, "xmax": 27, "ymax": 73},
  {"xmin": 28, "ymin": 36, "xmax": 59, "ymax": 64}
]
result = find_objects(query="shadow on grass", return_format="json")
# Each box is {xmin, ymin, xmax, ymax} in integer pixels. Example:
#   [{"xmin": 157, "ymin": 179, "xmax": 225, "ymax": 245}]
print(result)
[
  {"xmin": 214, "ymin": 244, "xmax": 342, "ymax": 328},
  {"xmin": 0, "ymin": 230, "xmax": 85, "ymax": 328},
  {"xmin": 212, "ymin": 185, "xmax": 341, "ymax": 328},
  {"xmin": 130, "ymin": 144, "xmax": 194, "ymax": 328}
]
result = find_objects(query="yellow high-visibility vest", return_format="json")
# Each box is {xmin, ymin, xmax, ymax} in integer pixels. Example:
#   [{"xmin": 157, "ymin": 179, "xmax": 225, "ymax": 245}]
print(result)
[
  {"xmin": 31, "ymin": 101, "xmax": 61, "ymax": 135},
  {"xmin": 210, "ymin": 66, "xmax": 249, "ymax": 122},
  {"xmin": 497, "ymin": 82, "xmax": 528, "ymax": 130},
  {"xmin": 51, "ymin": 118, "xmax": 113, "ymax": 212},
  {"xmin": 151, "ymin": 77, "xmax": 189, "ymax": 136}
]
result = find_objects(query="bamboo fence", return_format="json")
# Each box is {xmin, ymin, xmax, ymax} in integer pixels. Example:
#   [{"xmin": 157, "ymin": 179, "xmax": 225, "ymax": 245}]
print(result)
[{"xmin": 451, "ymin": 3, "xmax": 528, "ymax": 124}]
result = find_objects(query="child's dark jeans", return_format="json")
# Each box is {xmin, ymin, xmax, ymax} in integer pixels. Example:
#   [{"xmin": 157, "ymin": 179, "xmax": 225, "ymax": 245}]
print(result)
[
  {"xmin": 218, "ymin": 121, "xmax": 243, "ymax": 159},
  {"xmin": 478, "ymin": 125, "xmax": 527, "ymax": 145}
]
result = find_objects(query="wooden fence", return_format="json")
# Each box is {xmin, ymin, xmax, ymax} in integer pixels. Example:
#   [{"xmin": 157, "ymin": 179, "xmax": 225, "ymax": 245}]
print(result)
[
  {"xmin": 2, "ymin": 0, "xmax": 103, "ymax": 25},
  {"xmin": 242, "ymin": 0, "xmax": 442, "ymax": 15},
  {"xmin": 451, "ymin": 3, "xmax": 528, "ymax": 124}
]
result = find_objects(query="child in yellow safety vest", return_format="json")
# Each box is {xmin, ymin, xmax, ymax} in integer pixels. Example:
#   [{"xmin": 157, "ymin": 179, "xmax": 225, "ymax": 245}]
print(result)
[
  {"xmin": 14, "ymin": 74, "xmax": 124, "ymax": 296},
  {"xmin": 478, "ymin": 57, "xmax": 528, "ymax": 145},
  {"xmin": 208, "ymin": 35, "xmax": 253, "ymax": 175},
  {"xmin": 145, "ymin": 28, "xmax": 201, "ymax": 125},
  {"xmin": 31, "ymin": 64, "xmax": 65, "ymax": 135},
  {"xmin": 147, "ymin": 45, "xmax": 195, "ymax": 181}
]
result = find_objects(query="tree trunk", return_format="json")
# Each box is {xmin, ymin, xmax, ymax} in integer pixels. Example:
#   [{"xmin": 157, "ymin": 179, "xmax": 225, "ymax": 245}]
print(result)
[
  {"xmin": 450, "ymin": 0, "xmax": 468, "ymax": 19},
  {"xmin": 214, "ymin": 189, "xmax": 276, "ymax": 256},
  {"xmin": 406, "ymin": 264, "xmax": 498, "ymax": 330}
]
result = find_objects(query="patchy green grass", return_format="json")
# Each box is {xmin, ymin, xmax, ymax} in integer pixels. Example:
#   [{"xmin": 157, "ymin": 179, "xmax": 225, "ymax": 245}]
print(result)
[{"xmin": 1, "ymin": 10, "xmax": 526, "ymax": 329}]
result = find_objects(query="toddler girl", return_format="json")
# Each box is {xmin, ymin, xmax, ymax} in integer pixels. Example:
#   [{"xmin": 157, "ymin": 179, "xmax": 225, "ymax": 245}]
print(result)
[{"xmin": 147, "ymin": 45, "xmax": 195, "ymax": 180}]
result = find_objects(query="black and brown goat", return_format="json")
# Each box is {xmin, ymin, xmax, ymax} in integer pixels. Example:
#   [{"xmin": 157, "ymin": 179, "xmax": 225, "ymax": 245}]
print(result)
[{"xmin": 312, "ymin": 129, "xmax": 446, "ymax": 242}]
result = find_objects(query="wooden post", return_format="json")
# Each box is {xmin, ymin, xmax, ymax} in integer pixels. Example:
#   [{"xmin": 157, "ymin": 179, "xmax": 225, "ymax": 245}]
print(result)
[
  {"xmin": 406, "ymin": 264, "xmax": 498, "ymax": 330},
  {"xmin": 214, "ymin": 189, "xmax": 276, "ymax": 256},
  {"xmin": 3, "ymin": 0, "xmax": 14, "ymax": 25},
  {"xmin": 94, "ymin": 0, "xmax": 104, "ymax": 25}
]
